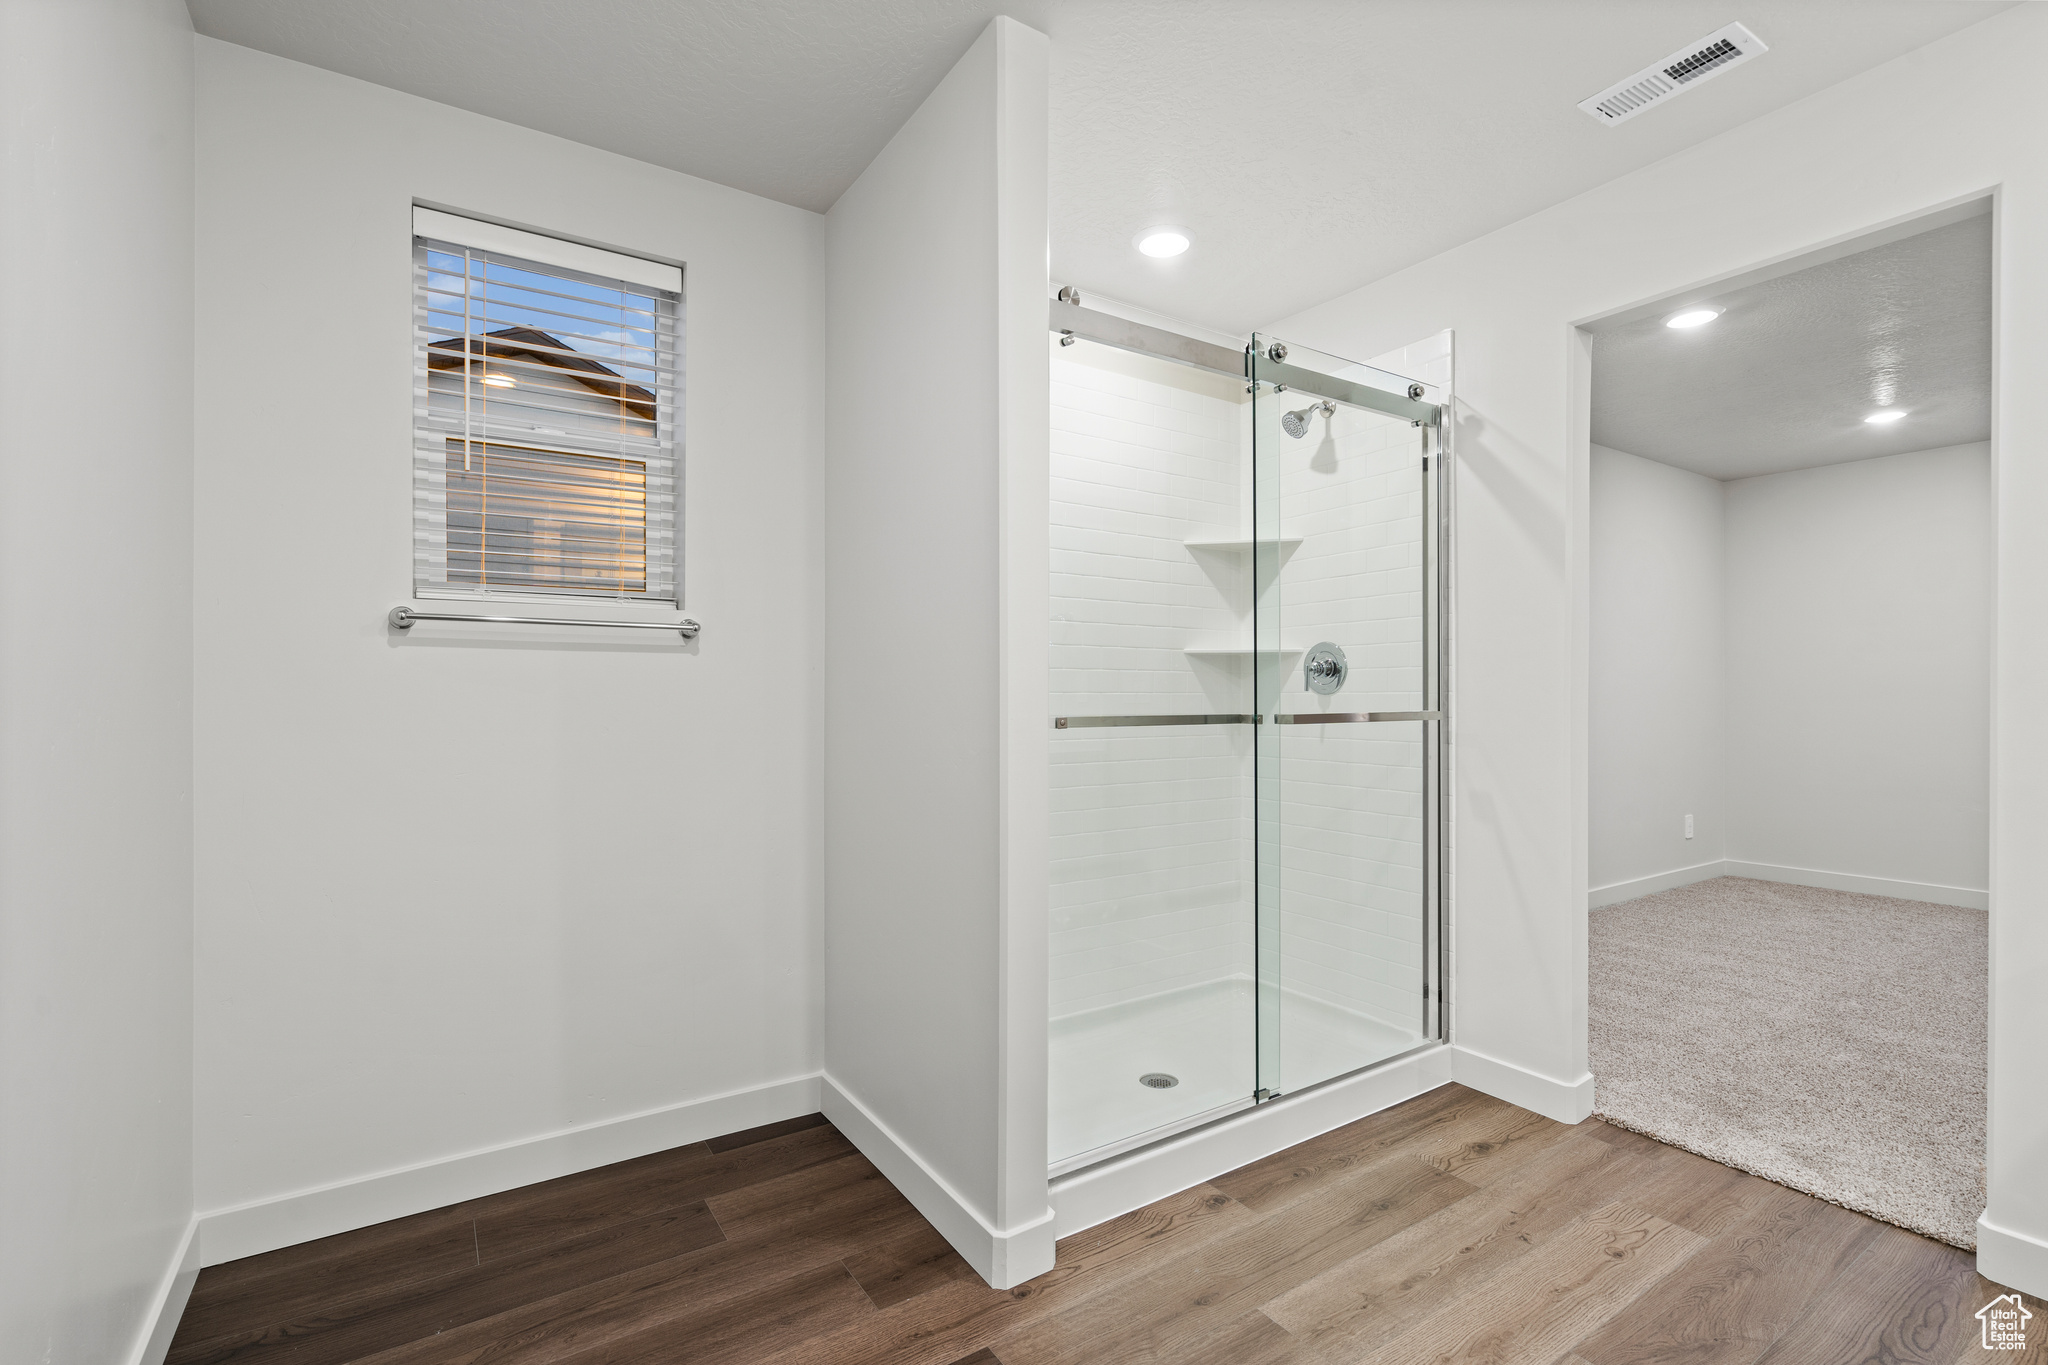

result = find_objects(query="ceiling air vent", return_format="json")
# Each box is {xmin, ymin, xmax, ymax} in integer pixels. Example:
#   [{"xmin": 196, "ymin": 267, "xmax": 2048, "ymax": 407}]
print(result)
[{"xmin": 1579, "ymin": 22, "xmax": 1768, "ymax": 126}]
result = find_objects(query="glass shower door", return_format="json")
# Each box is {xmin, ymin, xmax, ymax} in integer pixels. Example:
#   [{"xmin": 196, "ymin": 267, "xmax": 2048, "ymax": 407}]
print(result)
[
  {"xmin": 1046, "ymin": 335, "xmax": 1261, "ymax": 1171},
  {"xmin": 1250, "ymin": 334, "xmax": 1441, "ymax": 1098},
  {"xmin": 1043, "ymin": 309, "xmax": 1444, "ymax": 1173}
]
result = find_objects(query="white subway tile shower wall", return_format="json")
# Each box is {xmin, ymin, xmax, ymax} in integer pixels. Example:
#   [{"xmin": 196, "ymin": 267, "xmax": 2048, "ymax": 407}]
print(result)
[
  {"xmin": 1049, "ymin": 341, "xmax": 1255, "ymax": 1019},
  {"xmin": 1364, "ymin": 331, "xmax": 1454, "ymax": 393},
  {"xmin": 1268, "ymin": 403, "xmax": 1430, "ymax": 1050}
]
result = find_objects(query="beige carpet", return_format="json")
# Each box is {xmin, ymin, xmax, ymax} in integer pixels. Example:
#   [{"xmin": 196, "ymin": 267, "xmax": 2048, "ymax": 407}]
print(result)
[{"xmin": 1590, "ymin": 875, "xmax": 1986, "ymax": 1248}]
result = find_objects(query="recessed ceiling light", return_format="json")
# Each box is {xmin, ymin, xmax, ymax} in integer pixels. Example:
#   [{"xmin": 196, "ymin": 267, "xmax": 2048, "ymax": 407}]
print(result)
[
  {"xmin": 1135, "ymin": 228, "xmax": 1191, "ymax": 259},
  {"xmin": 1665, "ymin": 308, "xmax": 1720, "ymax": 329},
  {"xmin": 1865, "ymin": 409, "xmax": 1907, "ymax": 424}
]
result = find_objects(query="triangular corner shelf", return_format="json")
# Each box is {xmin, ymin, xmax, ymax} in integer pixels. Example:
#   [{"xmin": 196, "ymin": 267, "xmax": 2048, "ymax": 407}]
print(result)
[
  {"xmin": 1182, "ymin": 536, "xmax": 1303, "ymax": 554},
  {"xmin": 1183, "ymin": 644, "xmax": 1307, "ymax": 658}
]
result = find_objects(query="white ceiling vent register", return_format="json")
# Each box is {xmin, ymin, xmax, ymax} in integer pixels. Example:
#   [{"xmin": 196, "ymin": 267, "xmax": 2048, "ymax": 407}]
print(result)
[{"xmin": 1579, "ymin": 23, "xmax": 1768, "ymax": 125}]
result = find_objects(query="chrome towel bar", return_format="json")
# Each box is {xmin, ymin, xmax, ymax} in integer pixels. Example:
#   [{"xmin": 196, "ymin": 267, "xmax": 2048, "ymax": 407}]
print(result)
[
  {"xmin": 1272, "ymin": 711, "xmax": 1440, "ymax": 724},
  {"xmin": 1053, "ymin": 713, "xmax": 1258, "ymax": 729},
  {"xmin": 388, "ymin": 606, "xmax": 701, "ymax": 639}
]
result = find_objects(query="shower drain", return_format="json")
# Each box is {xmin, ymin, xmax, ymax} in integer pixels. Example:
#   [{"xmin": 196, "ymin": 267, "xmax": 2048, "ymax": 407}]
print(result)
[{"xmin": 1139, "ymin": 1073, "xmax": 1179, "ymax": 1089}]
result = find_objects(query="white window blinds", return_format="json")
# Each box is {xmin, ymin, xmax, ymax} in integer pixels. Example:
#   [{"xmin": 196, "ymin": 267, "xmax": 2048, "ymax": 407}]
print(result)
[{"xmin": 412, "ymin": 211, "xmax": 682, "ymax": 604}]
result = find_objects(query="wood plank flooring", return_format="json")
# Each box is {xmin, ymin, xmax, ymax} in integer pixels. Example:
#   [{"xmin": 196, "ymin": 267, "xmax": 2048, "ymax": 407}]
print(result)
[{"xmin": 168, "ymin": 1087, "xmax": 2040, "ymax": 1365}]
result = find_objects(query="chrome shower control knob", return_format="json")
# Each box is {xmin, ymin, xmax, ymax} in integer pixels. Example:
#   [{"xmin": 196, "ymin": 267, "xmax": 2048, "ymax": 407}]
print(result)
[{"xmin": 1304, "ymin": 642, "xmax": 1348, "ymax": 695}]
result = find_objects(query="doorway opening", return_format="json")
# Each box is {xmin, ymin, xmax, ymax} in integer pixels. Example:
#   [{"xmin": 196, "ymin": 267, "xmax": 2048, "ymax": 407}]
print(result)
[{"xmin": 1585, "ymin": 203, "xmax": 1992, "ymax": 1249}]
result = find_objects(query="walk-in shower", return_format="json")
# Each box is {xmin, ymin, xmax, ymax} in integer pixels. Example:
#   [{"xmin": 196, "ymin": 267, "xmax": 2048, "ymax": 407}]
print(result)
[{"xmin": 1045, "ymin": 300, "xmax": 1445, "ymax": 1173}]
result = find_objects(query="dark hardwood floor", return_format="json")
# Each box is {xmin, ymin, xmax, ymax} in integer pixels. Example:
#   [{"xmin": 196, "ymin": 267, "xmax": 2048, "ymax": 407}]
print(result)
[{"xmin": 168, "ymin": 1087, "xmax": 2038, "ymax": 1365}]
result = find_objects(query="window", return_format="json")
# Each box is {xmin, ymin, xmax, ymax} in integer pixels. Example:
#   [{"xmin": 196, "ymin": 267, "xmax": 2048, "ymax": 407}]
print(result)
[{"xmin": 412, "ymin": 208, "xmax": 682, "ymax": 604}]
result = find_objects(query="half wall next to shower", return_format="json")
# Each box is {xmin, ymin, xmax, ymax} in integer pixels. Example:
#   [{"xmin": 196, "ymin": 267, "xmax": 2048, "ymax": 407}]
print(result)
[{"xmin": 1048, "ymin": 327, "xmax": 1441, "ymax": 1172}]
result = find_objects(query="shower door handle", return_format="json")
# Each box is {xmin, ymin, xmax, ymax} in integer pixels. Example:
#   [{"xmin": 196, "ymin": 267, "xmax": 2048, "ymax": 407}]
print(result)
[
  {"xmin": 1271, "ymin": 711, "xmax": 1441, "ymax": 724},
  {"xmin": 1052, "ymin": 714, "xmax": 1260, "ymax": 729}
]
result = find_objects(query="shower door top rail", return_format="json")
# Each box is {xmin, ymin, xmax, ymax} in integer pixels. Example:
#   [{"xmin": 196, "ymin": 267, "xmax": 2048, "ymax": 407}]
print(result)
[
  {"xmin": 1049, "ymin": 298, "xmax": 1245, "ymax": 379},
  {"xmin": 1049, "ymin": 298, "xmax": 1441, "ymax": 426}
]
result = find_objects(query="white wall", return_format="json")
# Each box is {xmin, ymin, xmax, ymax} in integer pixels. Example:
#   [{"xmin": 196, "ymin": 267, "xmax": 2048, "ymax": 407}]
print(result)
[
  {"xmin": 1725, "ymin": 444, "xmax": 1990, "ymax": 897},
  {"xmin": 824, "ymin": 16, "xmax": 1052, "ymax": 1289},
  {"xmin": 193, "ymin": 38, "xmax": 827, "ymax": 1254},
  {"xmin": 0, "ymin": 1, "xmax": 197, "ymax": 1360},
  {"xmin": 1590, "ymin": 445, "xmax": 1726, "ymax": 895},
  {"xmin": 1590, "ymin": 441, "xmax": 1990, "ymax": 907},
  {"xmin": 1272, "ymin": 4, "xmax": 2048, "ymax": 1292}
]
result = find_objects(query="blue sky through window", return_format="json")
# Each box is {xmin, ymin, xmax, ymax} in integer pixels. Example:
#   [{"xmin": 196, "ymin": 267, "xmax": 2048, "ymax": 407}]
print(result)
[{"xmin": 423, "ymin": 248, "xmax": 661, "ymax": 387}]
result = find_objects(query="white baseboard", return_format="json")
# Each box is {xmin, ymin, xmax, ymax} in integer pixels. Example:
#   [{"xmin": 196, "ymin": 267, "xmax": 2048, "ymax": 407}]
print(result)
[
  {"xmin": 1589, "ymin": 860, "xmax": 1729, "ymax": 908},
  {"xmin": 1590, "ymin": 858, "xmax": 1988, "ymax": 912},
  {"xmin": 1721, "ymin": 860, "xmax": 1988, "ymax": 911},
  {"xmin": 1451, "ymin": 1044, "xmax": 1595, "ymax": 1124},
  {"xmin": 821, "ymin": 1074, "xmax": 1054, "ymax": 1290},
  {"xmin": 196, "ymin": 1074, "xmax": 823, "ymax": 1267},
  {"xmin": 1050, "ymin": 1043, "xmax": 1454, "ymax": 1241},
  {"xmin": 129, "ymin": 1216, "xmax": 201, "ymax": 1365},
  {"xmin": 1978, "ymin": 1212, "xmax": 2048, "ymax": 1298}
]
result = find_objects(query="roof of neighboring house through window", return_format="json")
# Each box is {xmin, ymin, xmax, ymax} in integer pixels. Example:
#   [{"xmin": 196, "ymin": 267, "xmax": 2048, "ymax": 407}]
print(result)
[{"xmin": 426, "ymin": 325, "xmax": 656, "ymax": 423}]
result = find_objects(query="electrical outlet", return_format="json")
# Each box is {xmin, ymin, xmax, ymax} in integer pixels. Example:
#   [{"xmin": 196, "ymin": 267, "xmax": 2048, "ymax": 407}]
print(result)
[{"xmin": 1684, "ymin": 813, "xmax": 1694, "ymax": 839}]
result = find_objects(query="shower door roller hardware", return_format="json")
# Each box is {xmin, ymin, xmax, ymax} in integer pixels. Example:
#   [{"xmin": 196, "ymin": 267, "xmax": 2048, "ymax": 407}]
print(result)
[
  {"xmin": 1057, "ymin": 285, "xmax": 1082, "ymax": 305},
  {"xmin": 1059, "ymin": 331, "xmax": 1076, "ymax": 346},
  {"xmin": 1265, "ymin": 342, "xmax": 1288, "ymax": 362},
  {"xmin": 1304, "ymin": 641, "xmax": 1348, "ymax": 694},
  {"xmin": 1407, "ymin": 383, "xmax": 1426, "ymax": 400}
]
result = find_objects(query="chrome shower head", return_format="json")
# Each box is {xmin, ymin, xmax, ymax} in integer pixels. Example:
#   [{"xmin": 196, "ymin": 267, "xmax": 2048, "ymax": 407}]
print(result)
[{"xmin": 1281, "ymin": 400, "xmax": 1334, "ymax": 439}]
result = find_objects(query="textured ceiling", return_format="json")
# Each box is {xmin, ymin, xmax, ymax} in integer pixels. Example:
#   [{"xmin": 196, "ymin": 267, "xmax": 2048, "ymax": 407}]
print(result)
[
  {"xmin": 186, "ymin": 1, "xmax": 2012, "ymax": 335},
  {"xmin": 1046, "ymin": 2, "xmax": 2007, "ymax": 333},
  {"xmin": 1591, "ymin": 214, "xmax": 1992, "ymax": 481}
]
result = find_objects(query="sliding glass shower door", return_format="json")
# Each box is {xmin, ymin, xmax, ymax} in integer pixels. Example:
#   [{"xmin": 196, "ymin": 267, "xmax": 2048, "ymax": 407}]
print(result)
[
  {"xmin": 1251, "ymin": 334, "xmax": 1441, "ymax": 1097},
  {"xmin": 1047, "ymin": 336, "xmax": 1260, "ymax": 1168},
  {"xmin": 1047, "ymin": 319, "xmax": 1442, "ymax": 1174}
]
